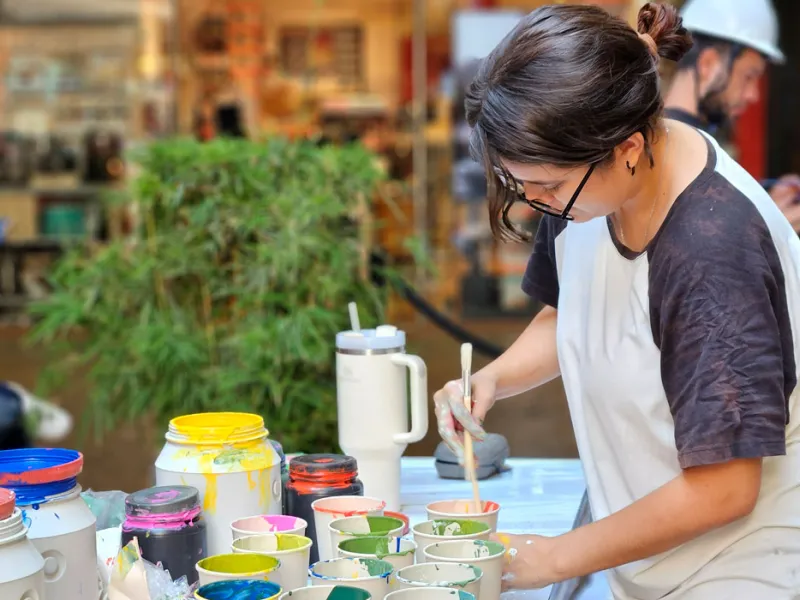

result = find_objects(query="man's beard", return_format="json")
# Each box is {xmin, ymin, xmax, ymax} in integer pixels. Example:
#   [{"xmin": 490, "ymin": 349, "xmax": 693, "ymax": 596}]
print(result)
[{"xmin": 698, "ymin": 91, "xmax": 730, "ymax": 132}]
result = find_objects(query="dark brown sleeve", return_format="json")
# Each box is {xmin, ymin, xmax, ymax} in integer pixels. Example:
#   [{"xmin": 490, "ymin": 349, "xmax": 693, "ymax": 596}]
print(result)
[
  {"xmin": 522, "ymin": 216, "xmax": 567, "ymax": 308},
  {"xmin": 649, "ymin": 179, "xmax": 794, "ymax": 469}
]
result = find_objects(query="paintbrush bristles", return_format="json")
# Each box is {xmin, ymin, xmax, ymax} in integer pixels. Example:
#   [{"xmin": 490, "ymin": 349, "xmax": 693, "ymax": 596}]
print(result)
[{"xmin": 460, "ymin": 343, "xmax": 473, "ymax": 377}]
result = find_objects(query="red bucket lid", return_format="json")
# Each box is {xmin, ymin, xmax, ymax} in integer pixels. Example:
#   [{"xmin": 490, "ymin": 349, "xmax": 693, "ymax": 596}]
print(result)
[{"xmin": 0, "ymin": 488, "xmax": 15, "ymax": 520}]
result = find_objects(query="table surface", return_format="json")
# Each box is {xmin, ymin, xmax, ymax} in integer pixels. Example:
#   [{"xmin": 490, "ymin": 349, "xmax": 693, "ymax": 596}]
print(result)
[{"xmin": 399, "ymin": 457, "xmax": 612, "ymax": 600}]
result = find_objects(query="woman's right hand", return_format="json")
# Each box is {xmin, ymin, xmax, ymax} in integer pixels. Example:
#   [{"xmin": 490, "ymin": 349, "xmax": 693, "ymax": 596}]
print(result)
[{"xmin": 433, "ymin": 371, "xmax": 497, "ymax": 462}]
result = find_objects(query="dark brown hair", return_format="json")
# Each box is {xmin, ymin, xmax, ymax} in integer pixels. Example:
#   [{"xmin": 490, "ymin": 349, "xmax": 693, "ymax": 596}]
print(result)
[{"xmin": 466, "ymin": 2, "xmax": 693, "ymax": 241}]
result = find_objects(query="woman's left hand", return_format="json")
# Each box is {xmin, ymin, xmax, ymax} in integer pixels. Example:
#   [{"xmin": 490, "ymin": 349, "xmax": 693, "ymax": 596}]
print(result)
[{"xmin": 492, "ymin": 532, "xmax": 563, "ymax": 590}]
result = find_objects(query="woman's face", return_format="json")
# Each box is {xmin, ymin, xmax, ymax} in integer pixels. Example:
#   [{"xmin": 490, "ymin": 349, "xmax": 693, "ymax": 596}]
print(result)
[{"xmin": 499, "ymin": 135, "xmax": 647, "ymax": 223}]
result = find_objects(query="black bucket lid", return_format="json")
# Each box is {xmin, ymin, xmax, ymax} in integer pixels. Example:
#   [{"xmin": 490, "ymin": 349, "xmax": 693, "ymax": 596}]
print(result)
[
  {"xmin": 289, "ymin": 453, "xmax": 357, "ymax": 476},
  {"xmin": 125, "ymin": 485, "xmax": 200, "ymax": 517}
]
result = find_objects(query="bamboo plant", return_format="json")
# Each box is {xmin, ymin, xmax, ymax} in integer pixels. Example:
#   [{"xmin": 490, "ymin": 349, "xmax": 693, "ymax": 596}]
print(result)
[{"xmin": 28, "ymin": 136, "xmax": 397, "ymax": 452}]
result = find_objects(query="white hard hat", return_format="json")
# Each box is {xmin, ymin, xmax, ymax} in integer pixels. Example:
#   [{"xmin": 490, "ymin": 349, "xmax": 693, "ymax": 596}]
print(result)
[{"xmin": 680, "ymin": 0, "xmax": 784, "ymax": 64}]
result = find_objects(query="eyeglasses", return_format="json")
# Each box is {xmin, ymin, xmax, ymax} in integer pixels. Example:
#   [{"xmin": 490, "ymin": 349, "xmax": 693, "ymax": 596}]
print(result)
[{"xmin": 494, "ymin": 163, "xmax": 596, "ymax": 221}]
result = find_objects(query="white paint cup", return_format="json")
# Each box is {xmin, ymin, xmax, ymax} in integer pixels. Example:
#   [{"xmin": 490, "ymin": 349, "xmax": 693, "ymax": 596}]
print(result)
[
  {"xmin": 309, "ymin": 557, "xmax": 393, "ymax": 599},
  {"xmin": 425, "ymin": 500, "xmax": 500, "ymax": 532},
  {"xmin": 411, "ymin": 519, "xmax": 491, "ymax": 562},
  {"xmin": 311, "ymin": 496, "xmax": 386, "ymax": 561},
  {"xmin": 196, "ymin": 552, "xmax": 281, "ymax": 586},
  {"xmin": 394, "ymin": 562, "xmax": 482, "ymax": 599},
  {"xmin": 329, "ymin": 515, "xmax": 405, "ymax": 560},
  {"xmin": 423, "ymin": 540, "xmax": 506, "ymax": 600},
  {"xmin": 278, "ymin": 584, "xmax": 372, "ymax": 600},
  {"xmin": 337, "ymin": 536, "xmax": 417, "ymax": 571},
  {"xmin": 231, "ymin": 515, "xmax": 308, "ymax": 540},
  {"xmin": 231, "ymin": 533, "xmax": 312, "ymax": 592},
  {"xmin": 385, "ymin": 587, "xmax": 476, "ymax": 600}
]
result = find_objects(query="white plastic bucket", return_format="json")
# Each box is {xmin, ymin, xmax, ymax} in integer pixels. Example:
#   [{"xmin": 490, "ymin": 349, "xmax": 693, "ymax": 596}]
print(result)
[
  {"xmin": 309, "ymin": 557, "xmax": 393, "ymax": 599},
  {"xmin": 155, "ymin": 413, "xmax": 282, "ymax": 555},
  {"xmin": 425, "ymin": 500, "xmax": 500, "ymax": 532},
  {"xmin": 311, "ymin": 496, "xmax": 385, "ymax": 562},
  {"xmin": 423, "ymin": 540, "xmax": 505, "ymax": 600},
  {"xmin": 394, "ymin": 562, "xmax": 482, "ymax": 599},
  {"xmin": 0, "ymin": 504, "xmax": 45, "ymax": 600},
  {"xmin": 0, "ymin": 449, "xmax": 96, "ymax": 600},
  {"xmin": 231, "ymin": 533, "xmax": 312, "ymax": 591}
]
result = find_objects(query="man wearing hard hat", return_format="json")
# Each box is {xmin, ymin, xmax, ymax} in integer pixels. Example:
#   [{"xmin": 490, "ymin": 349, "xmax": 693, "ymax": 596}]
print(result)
[{"xmin": 663, "ymin": 0, "xmax": 800, "ymax": 229}]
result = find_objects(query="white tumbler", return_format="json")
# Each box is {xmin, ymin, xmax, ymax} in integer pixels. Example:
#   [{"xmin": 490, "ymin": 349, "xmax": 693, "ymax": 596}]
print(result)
[{"xmin": 335, "ymin": 325, "xmax": 428, "ymax": 511}]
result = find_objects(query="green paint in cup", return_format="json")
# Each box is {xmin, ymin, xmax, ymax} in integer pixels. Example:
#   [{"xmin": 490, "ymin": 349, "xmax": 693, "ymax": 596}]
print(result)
[
  {"xmin": 197, "ymin": 552, "xmax": 280, "ymax": 575},
  {"xmin": 338, "ymin": 536, "xmax": 414, "ymax": 559},
  {"xmin": 430, "ymin": 519, "xmax": 490, "ymax": 536}
]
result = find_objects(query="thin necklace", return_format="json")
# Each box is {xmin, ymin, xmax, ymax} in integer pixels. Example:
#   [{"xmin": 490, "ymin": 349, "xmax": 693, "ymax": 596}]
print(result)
[{"xmin": 618, "ymin": 127, "xmax": 670, "ymax": 249}]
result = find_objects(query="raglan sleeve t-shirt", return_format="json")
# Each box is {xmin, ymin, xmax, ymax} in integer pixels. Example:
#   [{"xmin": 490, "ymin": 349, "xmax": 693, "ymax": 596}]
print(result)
[{"xmin": 517, "ymin": 134, "xmax": 800, "ymax": 598}]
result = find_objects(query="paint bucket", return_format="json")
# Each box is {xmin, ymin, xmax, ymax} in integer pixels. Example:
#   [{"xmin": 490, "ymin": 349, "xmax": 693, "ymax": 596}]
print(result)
[
  {"xmin": 423, "ymin": 540, "xmax": 505, "ymax": 600},
  {"xmin": 425, "ymin": 500, "xmax": 500, "ymax": 532},
  {"xmin": 285, "ymin": 454, "xmax": 366, "ymax": 564},
  {"xmin": 311, "ymin": 495, "xmax": 385, "ymax": 562},
  {"xmin": 0, "ymin": 495, "xmax": 45, "ymax": 600},
  {"xmin": 231, "ymin": 533, "xmax": 313, "ymax": 591},
  {"xmin": 155, "ymin": 412, "xmax": 282, "ymax": 555},
  {"xmin": 309, "ymin": 557, "xmax": 393, "ymax": 599},
  {"xmin": 328, "ymin": 515, "xmax": 404, "ymax": 559},
  {"xmin": 411, "ymin": 520, "xmax": 490, "ymax": 562},
  {"xmin": 337, "ymin": 536, "xmax": 416, "ymax": 571},
  {"xmin": 278, "ymin": 584, "xmax": 372, "ymax": 600},
  {"xmin": 121, "ymin": 485, "xmax": 207, "ymax": 585},
  {"xmin": 394, "ymin": 563, "xmax": 482, "ymax": 598},
  {"xmin": 231, "ymin": 515, "xmax": 308, "ymax": 540},
  {"xmin": 196, "ymin": 552, "xmax": 281, "ymax": 586},
  {"xmin": 0, "ymin": 449, "xmax": 96, "ymax": 600},
  {"xmin": 385, "ymin": 587, "xmax": 476, "ymax": 600},
  {"xmin": 195, "ymin": 579, "xmax": 282, "ymax": 600}
]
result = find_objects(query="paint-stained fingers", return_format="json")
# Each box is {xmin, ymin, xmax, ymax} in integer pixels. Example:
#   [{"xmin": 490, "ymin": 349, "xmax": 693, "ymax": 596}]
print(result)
[
  {"xmin": 448, "ymin": 394, "xmax": 487, "ymax": 440},
  {"xmin": 434, "ymin": 384, "xmax": 465, "ymax": 458}
]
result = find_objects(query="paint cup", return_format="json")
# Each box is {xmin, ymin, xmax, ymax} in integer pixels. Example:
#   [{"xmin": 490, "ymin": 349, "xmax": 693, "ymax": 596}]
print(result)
[
  {"xmin": 385, "ymin": 587, "xmax": 476, "ymax": 600},
  {"xmin": 279, "ymin": 584, "xmax": 372, "ymax": 600},
  {"xmin": 337, "ymin": 536, "xmax": 416, "ymax": 571},
  {"xmin": 196, "ymin": 552, "xmax": 281, "ymax": 586},
  {"xmin": 231, "ymin": 533, "xmax": 313, "ymax": 592},
  {"xmin": 196, "ymin": 579, "xmax": 282, "ymax": 600},
  {"xmin": 232, "ymin": 515, "xmax": 308, "ymax": 540},
  {"xmin": 394, "ymin": 563, "xmax": 482, "ymax": 599},
  {"xmin": 425, "ymin": 500, "xmax": 500, "ymax": 532},
  {"xmin": 309, "ymin": 557, "xmax": 393, "ymax": 599},
  {"xmin": 411, "ymin": 520, "xmax": 491, "ymax": 562},
  {"xmin": 423, "ymin": 540, "xmax": 506, "ymax": 600},
  {"xmin": 311, "ymin": 496, "xmax": 385, "ymax": 561},
  {"xmin": 329, "ymin": 515, "xmax": 405, "ymax": 559}
]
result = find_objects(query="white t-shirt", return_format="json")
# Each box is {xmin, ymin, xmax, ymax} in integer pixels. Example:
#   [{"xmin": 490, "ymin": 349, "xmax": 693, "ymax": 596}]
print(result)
[{"xmin": 522, "ymin": 132, "xmax": 800, "ymax": 599}]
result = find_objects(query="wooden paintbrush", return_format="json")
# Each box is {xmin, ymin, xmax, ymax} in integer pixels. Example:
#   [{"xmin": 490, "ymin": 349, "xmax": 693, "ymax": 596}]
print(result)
[{"xmin": 461, "ymin": 343, "xmax": 482, "ymax": 514}]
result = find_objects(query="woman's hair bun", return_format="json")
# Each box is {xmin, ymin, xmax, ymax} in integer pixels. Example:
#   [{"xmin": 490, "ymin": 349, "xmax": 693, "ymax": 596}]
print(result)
[{"xmin": 637, "ymin": 2, "xmax": 693, "ymax": 63}]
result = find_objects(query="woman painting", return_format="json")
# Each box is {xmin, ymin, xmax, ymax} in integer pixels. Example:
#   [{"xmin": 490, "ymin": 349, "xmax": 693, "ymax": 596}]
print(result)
[{"xmin": 434, "ymin": 3, "xmax": 800, "ymax": 599}]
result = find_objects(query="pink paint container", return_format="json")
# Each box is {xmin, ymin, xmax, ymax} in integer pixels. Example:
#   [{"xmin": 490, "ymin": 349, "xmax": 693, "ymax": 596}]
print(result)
[
  {"xmin": 231, "ymin": 514, "xmax": 308, "ymax": 540},
  {"xmin": 122, "ymin": 485, "xmax": 207, "ymax": 585}
]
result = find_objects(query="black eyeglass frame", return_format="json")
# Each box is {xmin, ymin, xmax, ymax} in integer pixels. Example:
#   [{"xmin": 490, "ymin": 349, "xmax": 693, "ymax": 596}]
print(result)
[{"xmin": 496, "ymin": 163, "xmax": 597, "ymax": 221}]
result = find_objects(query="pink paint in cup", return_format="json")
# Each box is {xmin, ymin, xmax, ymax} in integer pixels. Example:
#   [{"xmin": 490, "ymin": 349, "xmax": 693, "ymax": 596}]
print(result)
[
  {"xmin": 425, "ymin": 500, "xmax": 500, "ymax": 532},
  {"xmin": 231, "ymin": 515, "xmax": 308, "ymax": 541}
]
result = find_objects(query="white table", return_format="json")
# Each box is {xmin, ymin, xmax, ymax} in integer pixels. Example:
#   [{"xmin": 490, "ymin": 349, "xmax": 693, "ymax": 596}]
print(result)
[{"xmin": 400, "ymin": 457, "xmax": 611, "ymax": 600}]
